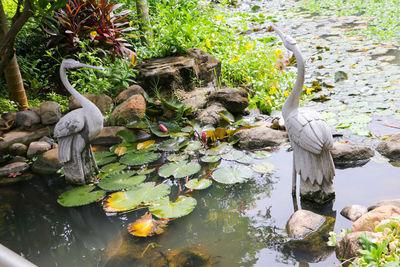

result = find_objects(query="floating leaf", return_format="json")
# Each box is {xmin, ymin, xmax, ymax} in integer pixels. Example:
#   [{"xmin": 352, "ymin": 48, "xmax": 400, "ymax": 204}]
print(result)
[
  {"xmin": 99, "ymin": 162, "xmax": 127, "ymax": 174},
  {"xmin": 206, "ymin": 142, "xmax": 233, "ymax": 156},
  {"xmin": 114, "ymin": 146, "xmax": 128, "ymax": 156},
  {"xmin": 219, "ymin": 110, "xmax": 235, "ymax": 123},
  {"xmin": 120, "ymin": 152, "xmax": 161, "ymax": 166},
  {"xmin": 96, "ymin": 155, "xmax": 117, "ymax": 166},
  {"xmin": 157, "ymin": 137, "xmax": 186, "ymax": 152},
  {"xmin": 98, "ymin": 173, "xmax": 146, "ymax": 191},
  {"xmin": 158, "ymin": 161, "xmax": 201, "ymax": 179},
  {"xmin": 127, "ymin": 212, "xmax": 168, "ymax": 237},
  {"xmin": 103, "ymin": 182, "xmax": 170, "ymax": 213},
  {"xmin": 236, "ymin": 154, "xmax": 253, "ymax": 164},
  {"xmin": 158, "ymin": 121, "xmax": 181, "ymax": 132},
  {"xmin": 181, "ymin": 126, "xmax": 193, "ymax": 133},
  {"xmin": 212, "ymin": 165, "xmax": 254, "ymax": 184},
  {"xmin": 250, "ymin": 151, "xmax": 271, "ymax": 159},
  {"xmin": 186, "ymin": 179, "xmax": 212, "ymax": 190},
  {"xmin": 167, "ymin": 153, "xmax": 188, "ymax": 162},
  {"xmin": 184, "ymin": 141, "xmax": 202, "ymax": 152},
  {"xmin": 117, "ymin": 129, "xmax": 136, "ymax": 143},
  {"xmin": 200, "ymin": 155, "xmax": 221, "ymax": 163},
  {"xmin": 251, "ymin": 162, "xmax": 276, "ymax": 173},
  {"xmin": 150, "ymin": 125, "xmax": 169, "ymax": 137},
  {"xmin": 137, "ymin": 167, "xmax": 156, "ymax": 175},
  {"xmin": 150, "ymin": 196, "xmax": 197, "ymax": 219},
  {"xmin": 94, "ymin": 151, "xmax": 114, "ymax": 159},
  {"xmin": 221, "ymin": 150, "xmax": 245, "ymax": 161},
  {"xmin": 57, "ymin": 185, "xmax": 105, "ymax": 207},
  {"xmin": 137, "ymin": 140, "xmax": 156, "ymax": 150},
  {"xmin": 126, "ymin": 120, "xmax": 149, "ymax": 129}
]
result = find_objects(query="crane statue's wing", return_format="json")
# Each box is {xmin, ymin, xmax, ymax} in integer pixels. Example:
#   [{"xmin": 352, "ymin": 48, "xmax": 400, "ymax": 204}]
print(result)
[
  {"xmin": 54, "ymin": 109, "xmax": 85, "ymax": 138},
  {"xmin": 286, "ymin": 109, "xmax": 333, "ymax": 154}
]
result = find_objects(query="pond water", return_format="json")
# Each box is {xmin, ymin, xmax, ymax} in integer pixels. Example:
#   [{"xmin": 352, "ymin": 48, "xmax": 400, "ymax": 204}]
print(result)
[{"xmin": 0, "ymin": 147, "xmax": 399, "ymax": 267}]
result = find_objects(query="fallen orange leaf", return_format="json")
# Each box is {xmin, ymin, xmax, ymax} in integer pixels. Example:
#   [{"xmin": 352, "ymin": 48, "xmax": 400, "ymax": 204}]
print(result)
[
  {"xmin": 127, "ymin": 213, "xmax": 168, "ymax": 237},
  {"xmin": 137, "ymin": 140, "xmax": 156, "ymax": 150},
  {"xmin": 114, "ymin": 146, "xmax": 127, "ymax": 156}
]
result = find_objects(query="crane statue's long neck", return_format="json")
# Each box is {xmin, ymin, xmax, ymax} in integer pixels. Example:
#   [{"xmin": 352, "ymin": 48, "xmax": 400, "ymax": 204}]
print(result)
[
  {"xmin": 282, "ymin": 45, "xmax": 305, "ymax": 119},
  {"xmin": 60, "ymin": 65, "xmax": 95, "ymax": 110}
]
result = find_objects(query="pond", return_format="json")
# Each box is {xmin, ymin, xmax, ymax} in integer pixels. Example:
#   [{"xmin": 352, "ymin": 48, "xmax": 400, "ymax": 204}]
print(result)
[{"xmin": 0, "ymin": 146, "xmax": 399, "ymax": 267}]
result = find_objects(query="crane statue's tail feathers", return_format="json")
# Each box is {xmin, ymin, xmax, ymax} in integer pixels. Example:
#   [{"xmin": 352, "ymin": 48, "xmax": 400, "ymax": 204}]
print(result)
[{"xmin": 58, "ymin": 137, "xmax": 72, "ymax": 163}]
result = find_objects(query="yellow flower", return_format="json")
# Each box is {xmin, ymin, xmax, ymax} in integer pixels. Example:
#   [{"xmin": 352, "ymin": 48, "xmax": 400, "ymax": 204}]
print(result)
[
  {"xmin": 269, "ymin": 86, "xmax": 277, "ymax": 95},
  {"xmin": 305, "ymin": 86, "xmax": 313, "ymax": 95},
  {"xmin": 89, "ymin": 31, "xmax": 97, "ymax": 38},
  {"xmin": 266, "ymin": 99, "xmax": 272, "ymax": 106},
  {"xmin": 205, "ymin": 39, "xmax": 211, "ymax": 48},
  {"xmin": 275, "ymin": 49, "xmax": 282, "ymax": 58},
  {"xmin": 284, "ymin": 90, "xmax": 290, "ymax": 97},
  {"xmin": 229, "ymin": 55, "xmax": 240, "ymax": 63},
  {"xmin": 129, "ymin": 21, "xmax": 133, "ymax": 27},
  {"xmin": 216, "ymin": 15, "xmax": 223, "ymax": 21},
  {"xmin": 245, "ymin": 43, "xmax": 254, "ymax": 51}
]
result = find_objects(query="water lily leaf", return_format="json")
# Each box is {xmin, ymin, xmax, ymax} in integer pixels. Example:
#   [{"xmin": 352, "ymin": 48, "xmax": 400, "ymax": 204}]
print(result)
[
  {"xmin": 200, "ymin": 155, "xmax": 221, "ymax": 163},
  {"xmin": 219, "ymin": 110, "xmax": 235, "ymax": 123},
  {"xmin": 250, "ymin": 151, "xmax": 271, "ymax": 159},
  {"xmin": 137, "ymin": 167, "xmax": 156, "ymax": 175},
  {"xmin": 167, "ymin": 153, "xmax": 189, "ymax": 162},
  {"xmin": 181, "ymin": 126, "xmax": 193, "ymax": 133},
  {"xmin": 94, "ymin": 151, "xmax": 114, "ymax": 159},
  {"xmin": 127, "ymin": 212, "xmax": 168, "ymax": 237},
  {"xmin": 236, "ymin": 154, "xmax": 253, "ymax": 164},
  {"xmin": 158, "ymin": 121, "xmax": 181, "ymax": 132},
  {"xmin": 169, "ymin": 132, "xmax": 190, "ymax": 138},
  {"xmin": 206, "ymin": 142, "xmax": 233, "ymax": 156},
  {"xmin": 57, "ymin": 185, "xmax": 105, "ymax": 207},
  {"xmin": 99, "ymin": 162, "xmax": 127, "ymax": 174},
  {"xmin": 184, "ymin": 141, "xmax": 202, "ymax": 152},
  {"xmin": 149, "ymin": 196, "xmax": 197, "ymax": 219},
  {"xmin": 212, "ymin": 165, "xmax": 254, "ymax": 184},
  {"xmin": 137, "ymin": 140, "xmax": 156, "ymax": 150},
  {"xmin": 251, "ymin": 162, "xmax": 276, "ymax": 173},
  {"xmin": 157, "ymin": 137, "xmax": 186, "ymax": 152},
  {"xmin": 158, "ymin": 161, "xmax": 201, "ymax": 179},
  {"xmin": 114, "ymin": 146, "xmax": 128, "ymax": 156},
  {"xmin": 103, "ymin": 182, "xmax": 170, "ymax": 213},
  {"xmin": 150, "ymin": 125, "xmax": 169, "ymax": 137},
  {"xmin": 221, "ymin": 150, "xmax": 245, "ymax": 161},
  {"xmin": 120, "ymin": 152, "xmax": 161, "ymax": 166},
  {"xmin": 186, "ymin": 179, "xmax": 212, "ymax": 190},
  {"xmin": 126, "ymin": 120, "xmax": 149, "ymax": 129},
  {"xmin": 98, "ymin": 173, "xmax": 146, "ymax": 191},
  {"xmin": 96, "ymin": 155, "xmax": 117, "ymax": 166},
  {"xmin": 117, "ymin": 129, "xmax": 136, "ymax": 143}
]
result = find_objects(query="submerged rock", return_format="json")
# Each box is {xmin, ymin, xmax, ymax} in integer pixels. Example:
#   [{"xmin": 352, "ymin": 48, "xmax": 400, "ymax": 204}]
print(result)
[
  {"xmin": 234, "ymin": 126, "xmax": 288, "ymax": 149},
  {"xmin": 110, "ymin": 95, "xmax": 146, "ymax": 125},
  {"xmin": 331, "ymin": 142, "xmax": 374, "ymax": 168},
  {"xmin": 69, "ymin": 94, "xmax": 113, "ymax": 114},
  {"xmin": 114, "ymin": 85, "xmax": 145, "ymax": 105},
  {"xmin": 32, "ymin": 148, "xmax": 62, "ymax": 174},
  {"xmin": 368, "ymin": 198, "xmax": 400, "ymax": 211},
  {"xmin": 0, "ymin": 162, "xmax": 29, "ymax": 177},
  {"xmin": 0, "ymin": 173, "xmax": 33, "ymax": 185},
  {"xmin": 340, "ymin": 205, "xmax": 368, "ymax": 222},
  {"xmin": 40, "ymin": 101, "xmax": 62, "ymax": 125},
  {"xmin": 376, "ymin": 133, "xmax": 400, "ymax": 161},
  {"xmin": 351, "ymin": 205, "xmax": 400, "ymax": 232},
  {"xmin": 16, "ymin": 110, "xmax": 41, "ymax": 129},
  {"xmin": 287, "ymin": 210, "xmax": 326, "ymax": 239},
  {"xmin": 207, "ymin": 87, "xmax": 249, "ymax": 114},
  {"xmin": 335, "ymin": 231, "xmax": 377, "ymax": 266}
]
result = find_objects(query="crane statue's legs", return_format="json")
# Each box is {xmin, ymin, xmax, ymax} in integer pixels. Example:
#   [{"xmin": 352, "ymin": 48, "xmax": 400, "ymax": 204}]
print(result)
[{"xmin": 292, "ymin": 157, "xmax": 299, "ymax": 211}]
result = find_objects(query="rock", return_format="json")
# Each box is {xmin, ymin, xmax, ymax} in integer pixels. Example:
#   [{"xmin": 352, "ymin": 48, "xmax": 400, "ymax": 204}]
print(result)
[
  {"xmin": 0, "ymin": 127, "xmax": 53, "ymax": 152},
  {"xmin": 335, "ymin": 231, "xmax": 377, "ymax": 266},
  {"xmin": 376, "ymin": 133, "xmax": 400, "ymax": 161},
  {"xmin": 287, "ymin": 209, "xmax": 326, "ymax": 239},
  {"xmin": 9, "ymin": 156, "xmax": 27, "ymax": 163},
  {"xmin": 15, "ymin": 110, "xmax": 41, "ymax": 128},
  {"xmin": 207, "ymin": 87, "xmax": 249, "ymax": 114},
  {"xmin": 40, "ymin": 101, "xmax": 62, "ymax": 125},
  {"xmin": 0, "ymin": 112, "xmax": 15, "ymax": 131},
  {"xmin": 32, "ymin": 148, "xmax": 62, "ymax": 174},
  {"xmin": 27, "ymin": 141, "xmax": 52, "ymax": 158},
  {"xmin": 114, "ymin": 85, "xmax": 145, "ymax": 105},
  {"xmin": 340, "ymin": 205, "xmax": 368, "ymax": 222},
  {"xmin": 136, "ymin": 48, "xmax": 221, "ymax": 96},
  {"xmin": 8, "ymin": 143, "xmax": 28, "ymax": 156},
  {"xmin": 92, "ymin": 126, "xmax": 126, "ymax": 145},
  {"xmin": 177, "ymin": 86, "xmax": 214, "ymax": 110},
  {"xmin": 110, "ymin": 95, "xmax": 146, "ymax": 125},
  {"xmin": 234, "ymin": 125, "xmax": 288, "ymax": 149},
  {"xmin": 69, "ymin": 94, "xmax": 113, "ymax": 114},
  {"xmin": 368, "ymin": 198, "xmax": 400, "ymax": 211},
  {"xmin": 351, "ymin": 205, "xmax": 400, "ymax": 232},
  {"xmin": 39, "ymin": 136, "xmax": 55, "ymax": 147},
  {"xmin": 197, "ymin": 102, "xmax": 227, "ymax": 125},
  {"xmin": 0, "ymin": 162, "xmax": 29, "ymax": 177},
  {"xmin": 331, "ymin": 142, "xmax": 374, "ymax": 168}
]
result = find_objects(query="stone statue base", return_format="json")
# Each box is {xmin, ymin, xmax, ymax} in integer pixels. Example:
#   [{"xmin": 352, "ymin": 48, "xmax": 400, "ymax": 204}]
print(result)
[
  {"xmin": 63, "ymin": 145, "xmax": 95, "ymax": 184},
  {"xmin": 300, "ymin": 178, "xmax": 335, "ymax": 205}
]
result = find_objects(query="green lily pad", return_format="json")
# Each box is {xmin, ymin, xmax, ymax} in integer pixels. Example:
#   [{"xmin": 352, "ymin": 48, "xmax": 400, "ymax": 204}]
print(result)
[
  {"xmin": 98, "ymin": 173, "xmax": 146, "ymax": 191},
  {"xmin": 212, "ymin": 165, "xmax": 254, "ymax": 184},
  {"xmin": 94, "ymin": 151, "xmax": 114, "ymax": 159},
  {"xmin": 236, "ymin": 154, "xmax": 253, "ymax": 164},
  {"xmin": 120, "ymin": 152, "xmax": 161, "ymax": 166},
  {"xmin": 149, "ymin": 125, "xmax": 170, "ymax": 137},
  {"xmin": 250, "ymin": 151, "xmax": 271, "ymax": 159},
  {"xmin": 103, "ymin": 182, "xmax": 170, "ymax": 213},
  {"xmin": 116, "ymin": 129, "xmax": 136, "ymax": 143},
  {"xmin": 221, "ymin": 150, "xmax": 246, "ymax": 161},
  {"xmin": 186, "ymin": 179, "xmax": 212, "ymax": 190},
  {"xmin": 219, "ymin": 110, "xmax": 235, "ymax": 123},
  {"xmin": 157, "ymin": 137, "xmax": 186, "ymax": 152},
  {"xmin": 251, "ymin": 162, "xmax": 276, "ymax": 173},
  {"xmin": 94, "ymin": 152, "xmax": 117, "ymax": 166},
  {"xmin": 206, "ymin": 142, "xmax": 233, "ymax": 156},
  {"xmin": 57, "ymin": 185, "xmax": 105, "ymax": 207},
  {"xmin": 200, "ymin": 155, "xmax": 221, "ymax": 163},
  {"xmin": 167, "ymin": 153, "xmax": 189, "ymax": 162},
  {"xmin": 181, "ymin": 126, "xmax": 193, "ymax": 133},
  {"xmin": 137, "ymin": 167, "xmax": 156, "ymax": 175},
  {"xmin": 126, "ymin": 120, "xmax": 149, "ymax": 129},
  {"xmin": 149, "ymin": 196, "xmax": 197, "ymax": 219},
  {"xmin": 158, "ymin": 161, "xmax": 201, "ymax": 179},
  {"xmin": 100, "ymin": 162, "xmax": 127, "ymax": 174},
  {"xmin": 184, "ymin": 141, "xmax": 203, "ymax": 152}
]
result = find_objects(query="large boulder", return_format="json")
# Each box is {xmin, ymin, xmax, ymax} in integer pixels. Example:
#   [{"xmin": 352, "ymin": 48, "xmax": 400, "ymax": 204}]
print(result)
[
  {"xmin": 376, "ymin": 133, "xmax": 400, "ymax": 161},
  {"xmin": 114, "ymin": 85, "xmax": 146, "ymax": 105},
  {"xmin": 16, "ymin": 110, "xmax": 41, "ymax": 128},
  {"xmin": 27, "ymin": 141, "xmax": 52, "ymax": 158},
  {"xmin": 340, "ymin": 205, "xmax": 368, "ymax": 222},
  {"xmin": 110, "ymin": 95, "xmax": 146, "ymax": 125},
  {"xmin": 331, "ymin": 142, "xmax": 374, "ymax": 168},
  {"xmin": 207, "ymin": 87, "xmax": 249, "ymax": 114},
  {"xmin": 69, "ymin": 94, "xmax": 113, "ymax": 114},
  {"xmin": 335, "ymin": 231, "xmax": 377, "ymax": 266},
  {"xmin": 32, "ymin": 148, "xmax": 62, "ymax": 174},
  {"xmin": 40, "ymin": 101, "xmax": 62, "ymax": 125},
  {"xmin": 368, "ymin": 198, "xmax": 400, "ymax": 211},
  {"xmin": 197, "ymin": 102, "xmax": 227, "ymax": 126},
  {"xmin": 287, "ymin": 209, "xmax": 326, "ymax": 239},
  {"xmin": 0, "ymin": 127, "xmax": 53, "ymax": 152},
  {"xmin": 92, "ymin": 126, "xmax": 126, "ymax": 146},
  {"xmin": 234, "ymin": 125, "xmax": 288, "ymax": 149},
  {"xmin": 136, "ymin": 48, "xmax": 221, "ymax": 96},
  {"xmin": 351, "ymin": 205, "xmax": 400, "ymax": 232}
]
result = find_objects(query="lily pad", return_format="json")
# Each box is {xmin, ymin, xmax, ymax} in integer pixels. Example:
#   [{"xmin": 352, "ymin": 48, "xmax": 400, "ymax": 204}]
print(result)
[
  {"xmin": 219, "ymin": 110, "xmax": 235, "ymax": 123},
  {"xmin": 186, "ymin": 179, "xmax": 212, "ymax": 190},
  {"xmin": 98, "ymin": 173, "xmax": 146, "ymax": 191},
  {"xmin": 200, "ymin": 155, "xmax": 221, "ymax": 163},
  {"xmin": 158, "ymin": 161, "xmax": 201, "ymax": 179},
  {"xmin": 116, "ymin": 129, "xmax": 136, "ymax": 143},
  {"xmin": 137, "ymin": 167, "xmax": 156, "ymax": 175},
  {"xmin": 99, "ymin": 162, "xmax": 127, "ymax": 174},
  {"xmin": 103, "ymin": 182, "xmax": 170, "ymax": 213},
  {"xmin": 120, "ymin": 152, "xmax": 161, "ymax": 166},
  {"xmin": 236, "ymin": 154, "xmax": 254, "ymax": 164},
  {"xmin": 126, "ymin": 120, "xmax": 149, "ymax": 129},
  {"xmin": 181, "ymin": 126, "xmax": 193, "ymax": 133},
  {"xmin": 250, "ymin": 151, "xmax": 271, "ymax": 159},
  {"xmin": 94, "ymin": 152, "xmax": 117, "ymax": 166},
  {"xmin": 167, "ymin": 153, "xmax": 189, "ymax": 162},
  {"xmin": 149, "ymin": 196, "xmax": 197, "ymax": 219},
  {"xmin": 184, "ymin": 141, "xmax": 203, "ymax": 152},
  {"xmin": 149, "ymin": 125, "xmax": 169, "ymax": 137},
  {"xmin": 212, "ymin": 165, "xmax": 254, "ymax": 184},
  {"xmin": 206, "ymin": 142, "xmax": 233, "ymax": 156},
  {"xmin": 251, "ymin": 162, "xmax": 276, "ymax": 173},
  {"xmin": 57, "ymin": 185, "xmax": 105, "ymax": 207},
  {"xmin": 137, "ymin": 140, "xmax": 156, "ymax": 150},
  {"xmin": 158, "ymin": 137, "xmax": 187, "ymax": 152},
  {"xmin": 221, "ymin": 150, "xmax": 246, "ymax": 161}
]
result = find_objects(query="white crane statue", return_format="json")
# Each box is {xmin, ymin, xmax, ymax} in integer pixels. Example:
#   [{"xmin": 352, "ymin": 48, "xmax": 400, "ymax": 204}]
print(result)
[
  {"xmin": 54, "ymin": 59, "xmax": 104, "ymax": 184},
  {"xmin": 271, "ymin": 25, "xmax": 335, "ymax": 206}
]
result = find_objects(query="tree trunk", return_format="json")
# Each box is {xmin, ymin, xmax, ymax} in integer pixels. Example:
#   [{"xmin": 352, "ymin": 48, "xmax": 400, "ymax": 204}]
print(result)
[
  {"xmin": 0, "ymin": 1, "xmax": 28, "ymax": 110},
  {"xmin": 135, "ymin": 0, "xmax": 151, "ymax": 43}
]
